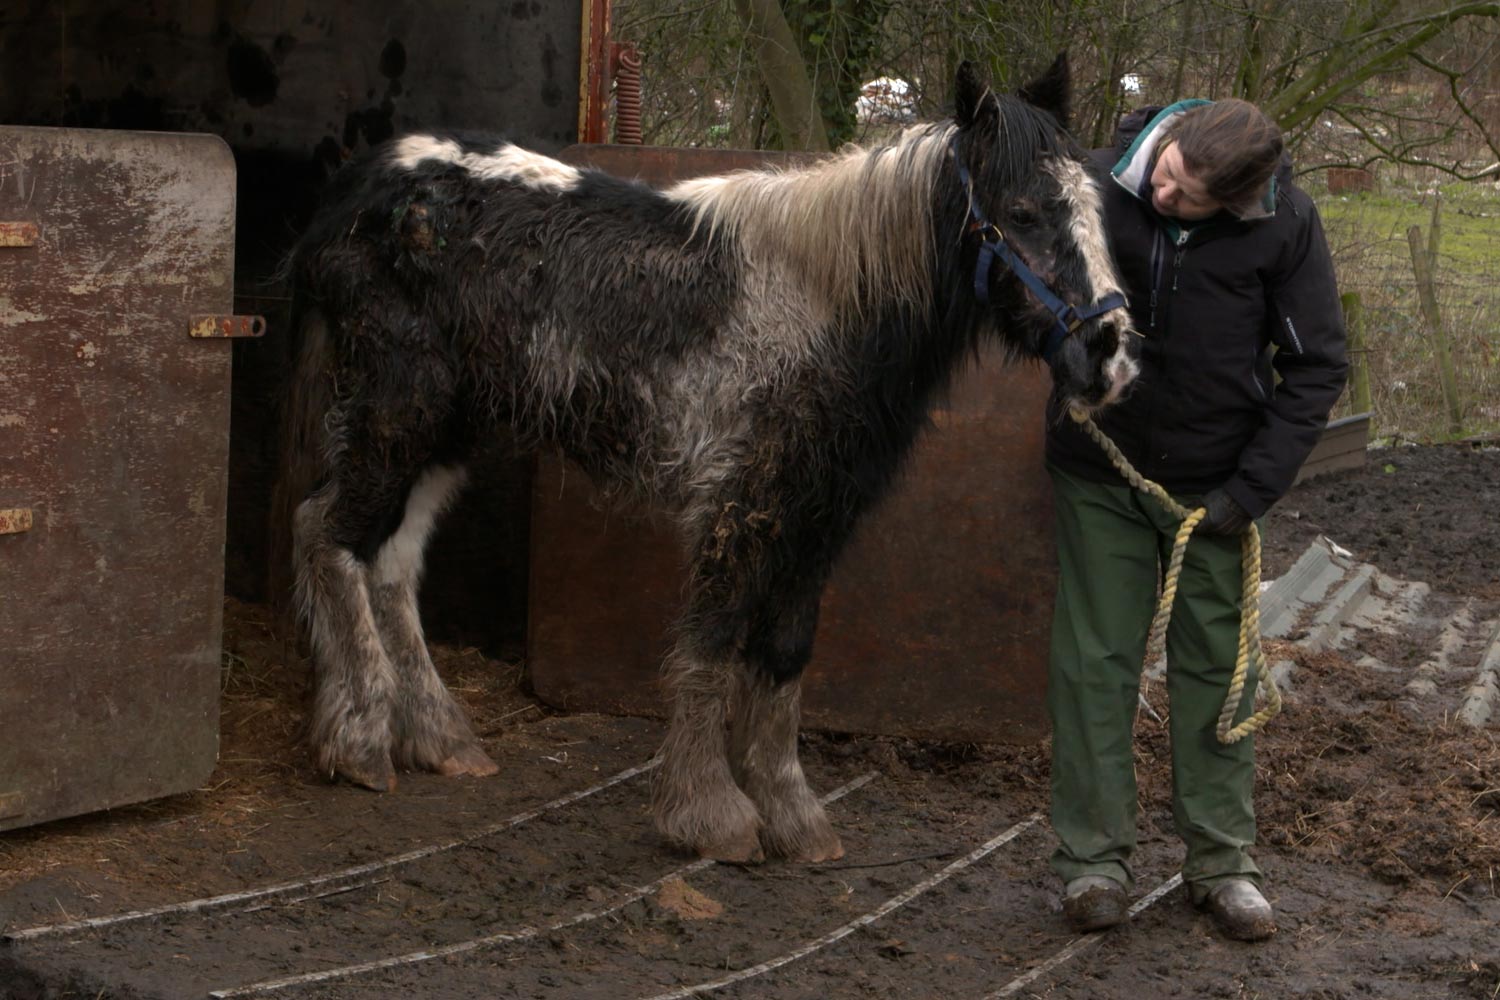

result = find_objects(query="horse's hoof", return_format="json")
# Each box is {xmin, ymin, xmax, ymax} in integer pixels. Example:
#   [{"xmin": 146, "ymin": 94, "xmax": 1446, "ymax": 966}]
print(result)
[
  {"xmin": 654, "ymin": 777, "xmax": 764, "ymax": 863},
  {"xmin": 697, "ymin": 830, "xmax": 766, "ymax": 864},
  {"xmin": 436, "ymin": 743, "xmax": 501, "ymax": 778},
  {"xmin": 760, "ymin": 805, "xmax": 844, "ymax": 862},
  {"xmin": 782, "ymin": 835, "xmax": 844, "ymax": 864},
  {"xmin": 337, "ymin": 756, "xmax": 397, "ymax": 792}
]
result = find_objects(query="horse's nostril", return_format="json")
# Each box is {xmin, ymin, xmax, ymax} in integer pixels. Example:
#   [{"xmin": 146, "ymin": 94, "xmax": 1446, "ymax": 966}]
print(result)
[{"xmin": 1108, "ymin": 321, "xmax": 1141, "ymax": 358}]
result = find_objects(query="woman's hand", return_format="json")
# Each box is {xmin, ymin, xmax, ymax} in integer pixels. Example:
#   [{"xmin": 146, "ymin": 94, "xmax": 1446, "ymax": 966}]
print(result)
[{"xmin": 1199, "ymin": 488, "xmax": 1252, "ymax": 535}]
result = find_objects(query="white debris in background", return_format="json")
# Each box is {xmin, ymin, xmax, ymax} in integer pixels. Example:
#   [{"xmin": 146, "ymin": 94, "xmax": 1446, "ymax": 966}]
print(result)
[{"xmin": 857, "ymin": 77, "xmax": 917, "ymax": 124}]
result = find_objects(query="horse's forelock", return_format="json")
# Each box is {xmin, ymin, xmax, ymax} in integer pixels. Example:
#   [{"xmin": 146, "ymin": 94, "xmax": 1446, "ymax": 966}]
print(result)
[{"xmin": 966, "ymin": 94, "xmax": 1073, "ymax": 197}]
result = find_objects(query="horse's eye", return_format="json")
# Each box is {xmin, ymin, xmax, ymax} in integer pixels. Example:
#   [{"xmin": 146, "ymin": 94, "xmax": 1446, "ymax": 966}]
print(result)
[{"xmin": 1009, "ymin": 206, "xmax": 1040, "ymax": 228}]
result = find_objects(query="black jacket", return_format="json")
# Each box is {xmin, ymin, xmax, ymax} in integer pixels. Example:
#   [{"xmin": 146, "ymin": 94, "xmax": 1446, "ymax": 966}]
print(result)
[{"xmin": 1046, "ymin": 103, "xmax": 1349, "ymax": 518}]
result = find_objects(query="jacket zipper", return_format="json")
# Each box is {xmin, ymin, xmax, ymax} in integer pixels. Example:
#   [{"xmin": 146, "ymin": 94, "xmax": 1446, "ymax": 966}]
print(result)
[
  {"xmin": 1170, "ymin": 228, "xmax": 1189, "ymax": 293},
  {"xmin": 1148, "ymin": 230, "xmax": 1165, "ymax": 329},
  {"xmin": 1146, "ymin": 227, "xmax": 1191, "ymax": 480},
  {"xmin": 1149, "ymin": 228, "xmax": 1191, "ymax": 329}
]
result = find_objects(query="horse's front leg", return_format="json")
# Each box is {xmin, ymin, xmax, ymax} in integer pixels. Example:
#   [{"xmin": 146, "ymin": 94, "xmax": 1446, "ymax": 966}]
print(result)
[
  {"xmin": 653, "ymin": 638, "xmax": 764, "ymax": 862},
  {"xmin": 731, "ymin": 579, "xmax": 843, "ymax": 862}
]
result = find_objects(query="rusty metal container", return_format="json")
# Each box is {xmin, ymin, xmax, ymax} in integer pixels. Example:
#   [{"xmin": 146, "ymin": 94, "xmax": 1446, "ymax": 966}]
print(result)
[
  {"xmin": 528, "ymin": 146, "xmax": 1056, "ymax": 745},
  {"xmin": 0, "ymin": 127, "xmax": 239, "ymax": 832}
]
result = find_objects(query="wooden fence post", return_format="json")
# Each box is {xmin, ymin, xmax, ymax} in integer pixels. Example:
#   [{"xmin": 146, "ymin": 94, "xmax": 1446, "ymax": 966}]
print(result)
[
  {"xmin": 1406, "ymin": 194, "xmax": 1463, "ymax": 436},
  {"xmin": 1340, "ymin": 290, "xmax": 1372, "ymax": 415}
]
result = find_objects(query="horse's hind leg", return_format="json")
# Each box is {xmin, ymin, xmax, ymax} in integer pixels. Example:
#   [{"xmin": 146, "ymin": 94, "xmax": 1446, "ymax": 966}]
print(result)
[
  {"xmin": 294, "ymin": 486, "xmax": 400, "ymax": 791},
  {"xmin": 731, "ymin": 582, "xmax": 843, "ymax": 862},
  {"xmin": 365, "ymin": 464, "xmax": 498, "ymax": 778},
  {"xmin": 292, "ymin": 305, "xmax": 473, "ymax": 789}
]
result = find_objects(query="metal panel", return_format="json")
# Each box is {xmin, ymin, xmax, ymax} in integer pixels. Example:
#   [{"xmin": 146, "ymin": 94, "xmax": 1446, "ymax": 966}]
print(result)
[
  {"xmin": 1295, "ymin": 412, "xmax": 1371, "ymax": 485},
  {"xmin": 529, "ymin": 358, "xmax": 1055, "ymax": 743},
  {"xmin": 530, "ymin": 146, "xmax": 1056, "ymax": 742},
  {"xmin": 0, "ymin": 127, "xmax": 236, "ymax": 832},
  {"xmin": 0, "ymin": 3, "xmax": 584, "ymax": 155}
]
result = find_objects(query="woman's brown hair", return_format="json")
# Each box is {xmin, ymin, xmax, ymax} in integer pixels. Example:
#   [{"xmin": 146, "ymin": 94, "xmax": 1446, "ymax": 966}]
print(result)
[{"xmin": 1165, "ymin": 99, "xmax": 1283, "ymax": 213}]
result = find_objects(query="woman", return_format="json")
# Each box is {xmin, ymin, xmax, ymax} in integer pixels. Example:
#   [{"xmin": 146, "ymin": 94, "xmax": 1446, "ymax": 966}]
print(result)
[{"xmin": 1044, "ymin": 99, "xmax": 1348, "ymax": 940}]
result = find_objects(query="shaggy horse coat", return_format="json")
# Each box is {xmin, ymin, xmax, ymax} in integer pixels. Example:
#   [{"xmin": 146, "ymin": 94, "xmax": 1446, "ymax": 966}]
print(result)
[{"xmin": 277, "ymin": 58, "xmax": 1136, "ymax": 862}]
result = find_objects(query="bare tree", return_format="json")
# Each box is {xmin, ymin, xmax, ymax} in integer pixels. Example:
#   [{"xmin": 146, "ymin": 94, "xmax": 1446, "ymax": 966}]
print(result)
[
  {"xmin": 611, "ymin": 0, "xmax": 1500, "ymax": 178},
  {"xmin": 733, "ymin": 0, "xmax": 831, "ymax": 150}
]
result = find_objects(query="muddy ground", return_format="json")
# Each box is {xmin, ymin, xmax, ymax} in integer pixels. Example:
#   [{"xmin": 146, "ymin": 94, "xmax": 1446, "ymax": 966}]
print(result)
[{"xmin": 1, "ymin": 443, "xmax": 1498, "ymax": 1000}]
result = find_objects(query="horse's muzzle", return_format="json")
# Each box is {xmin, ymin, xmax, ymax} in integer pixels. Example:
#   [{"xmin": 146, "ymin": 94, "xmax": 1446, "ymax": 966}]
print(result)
[
  {"xmin": 1100, "ymin": 321, "xmax": 1140, "ymax": 405},
  {"xmin": 1058, "ymin": 315, "xmax": 1137, "ymax": 414}
]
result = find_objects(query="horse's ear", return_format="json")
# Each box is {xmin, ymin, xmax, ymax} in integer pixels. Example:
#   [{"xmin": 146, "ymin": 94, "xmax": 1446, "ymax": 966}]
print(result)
[
  {"xmin": 1018, "ymin": 51, "xmax": 1072, "ymax": 129},
  {"xmin": 954, "ymin": 61, "xmax": 996, "ymax": 129}
]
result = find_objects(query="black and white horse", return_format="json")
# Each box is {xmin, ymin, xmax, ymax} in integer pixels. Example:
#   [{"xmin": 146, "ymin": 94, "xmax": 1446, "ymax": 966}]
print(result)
[{"xmin": 276, "ymin": 57, "xmax": 1135, "ymax": 863}]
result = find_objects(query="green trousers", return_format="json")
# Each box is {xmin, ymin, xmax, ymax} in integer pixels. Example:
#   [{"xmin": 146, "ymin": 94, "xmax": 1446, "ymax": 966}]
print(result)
[{"xmin": 1047, "ymin": 464, "xmax": 1263, "ymax": 896}]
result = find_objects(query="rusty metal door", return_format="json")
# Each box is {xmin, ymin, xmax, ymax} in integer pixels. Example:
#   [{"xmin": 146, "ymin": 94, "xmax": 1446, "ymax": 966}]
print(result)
[
  {"xmin": 529, "ymin": 146, "xmax": 1057, "ymax": 744},
  {"xmin": 0, "ymin": 128, "xmax": 237, "ymax": 832}
]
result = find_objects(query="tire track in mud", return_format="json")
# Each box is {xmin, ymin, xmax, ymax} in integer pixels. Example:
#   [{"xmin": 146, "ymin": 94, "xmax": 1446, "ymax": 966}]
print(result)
[
  {"xmin": 11, "ymin": 760, "xmax": 666, "ymax": 996},
  {"xmin": 7, "ymin": 766, "xmax": 881, "ymax": 999},
  {"xmin": 269, "ymin": 783, "xmax": 1052, "ymax": 999},
  {"xmin": 637, "ymin": 813, "xmax": 1042, "ymax": 1000},
  {"xmin": 983, "ymin": 874, "xmax": 1182, "ymax": 999},
  {"xmin": 211, "ymin": 773, "xmax": 882, "ymax": 997},
  {"xmin": 5, "ymin": 758, "xmax": 660, "ymax": 943},
  {"xmin": 697, "ymin": 834, "xmax": 1188, "ymax": 1000}
]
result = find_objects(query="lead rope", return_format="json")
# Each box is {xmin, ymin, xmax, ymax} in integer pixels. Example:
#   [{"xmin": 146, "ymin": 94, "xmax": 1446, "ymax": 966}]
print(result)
[{"xmin": 1068, "ymin": 407, "xmax": 1281, "ymax": 743}]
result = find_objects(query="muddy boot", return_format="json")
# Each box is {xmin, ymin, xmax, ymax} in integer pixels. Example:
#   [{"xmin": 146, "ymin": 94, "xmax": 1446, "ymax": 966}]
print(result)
[
  {"xmin": 1061, "ymin": 875, "xmax": 1128, "ymax": 933},
  {"xmin": 1198, "ymin": 878, "xmax": 1276, "ymax": 941}
]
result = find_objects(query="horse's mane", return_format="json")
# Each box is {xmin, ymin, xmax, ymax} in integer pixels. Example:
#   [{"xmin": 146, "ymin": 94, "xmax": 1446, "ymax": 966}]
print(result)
[
  {"xmin": 666, "ymin": 95, "xmax": 1068, "ymax": 325},
  {"xmin": 666, "ymin": 123, "xmax": 953, "ymax": 323}
]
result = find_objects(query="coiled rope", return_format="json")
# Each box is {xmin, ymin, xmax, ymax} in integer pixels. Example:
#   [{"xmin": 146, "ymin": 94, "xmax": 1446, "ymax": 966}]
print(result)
[{"xmin": 1068, "ymin": 407, "xmax": 1281, "ymax": 743}]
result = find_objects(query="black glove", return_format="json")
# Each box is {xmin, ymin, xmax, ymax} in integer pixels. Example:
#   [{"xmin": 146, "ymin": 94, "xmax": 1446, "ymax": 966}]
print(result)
[{"xmin": 1199, "ymin": 488, "xmax": 1253, "ymax": 535}]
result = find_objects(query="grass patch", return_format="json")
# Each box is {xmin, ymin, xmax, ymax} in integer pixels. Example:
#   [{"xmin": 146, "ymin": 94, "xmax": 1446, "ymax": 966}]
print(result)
[{"xmin": 1314, "ymin": 179, "xmax": 1500, "ymax": 442}]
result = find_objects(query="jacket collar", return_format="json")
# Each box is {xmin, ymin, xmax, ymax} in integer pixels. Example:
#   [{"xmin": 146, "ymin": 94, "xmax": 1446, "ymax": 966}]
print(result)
[{"xmin": 1110, "ymin": 100, "xmax": 1278, "ymax": 222}]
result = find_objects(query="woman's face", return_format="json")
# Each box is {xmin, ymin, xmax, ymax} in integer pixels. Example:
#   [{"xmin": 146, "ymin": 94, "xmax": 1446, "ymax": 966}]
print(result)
[{"xmin": 1149, "ymin": 141, "xmax": 1222, "ymax": 221}]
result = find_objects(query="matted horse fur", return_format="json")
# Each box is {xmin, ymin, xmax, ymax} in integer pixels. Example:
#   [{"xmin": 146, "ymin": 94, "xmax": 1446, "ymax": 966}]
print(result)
[{"xmin": 275, "ymin": 57, "xmax": 1136, "ymax": 862}]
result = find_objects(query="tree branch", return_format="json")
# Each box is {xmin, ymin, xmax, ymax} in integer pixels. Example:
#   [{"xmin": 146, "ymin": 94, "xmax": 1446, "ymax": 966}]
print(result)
[
  {"xmin": 732, "ymin": 0, "xmax": 831, "ymax": 151},
  {"xmin": 1412, "ymin": 50, "xmax": 1500, "ymax": 168}
]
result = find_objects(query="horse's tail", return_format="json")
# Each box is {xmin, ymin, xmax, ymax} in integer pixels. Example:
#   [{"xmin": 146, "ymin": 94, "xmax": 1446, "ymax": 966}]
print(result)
[{"xmin": 267, "ymin": 286, "xmax": 335, "ymax": 643}]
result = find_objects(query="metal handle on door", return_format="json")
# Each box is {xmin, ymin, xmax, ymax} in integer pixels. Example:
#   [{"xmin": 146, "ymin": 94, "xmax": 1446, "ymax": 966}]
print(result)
[{"xmin": 0, "ymin": 221, "xmax": 39, "ymax": 246}]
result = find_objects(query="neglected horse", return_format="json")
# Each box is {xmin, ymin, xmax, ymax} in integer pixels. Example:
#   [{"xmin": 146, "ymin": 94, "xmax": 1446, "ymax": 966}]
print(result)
[{"xmin": 276, "ymin": 57, "xmax": 1136, "ymax": 863}]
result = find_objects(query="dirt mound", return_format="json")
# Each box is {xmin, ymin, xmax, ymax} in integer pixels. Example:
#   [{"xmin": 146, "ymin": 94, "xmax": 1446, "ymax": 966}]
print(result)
[{"xmin": 1263, "ymin": 442, "xmax": 1500, "ymax": 598}]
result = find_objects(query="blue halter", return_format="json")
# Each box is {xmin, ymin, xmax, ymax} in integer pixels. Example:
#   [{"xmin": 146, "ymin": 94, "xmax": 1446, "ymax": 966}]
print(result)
[{"xmin": 951, "ymin": 138, "xmax": 1126, "ymax": 364}]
